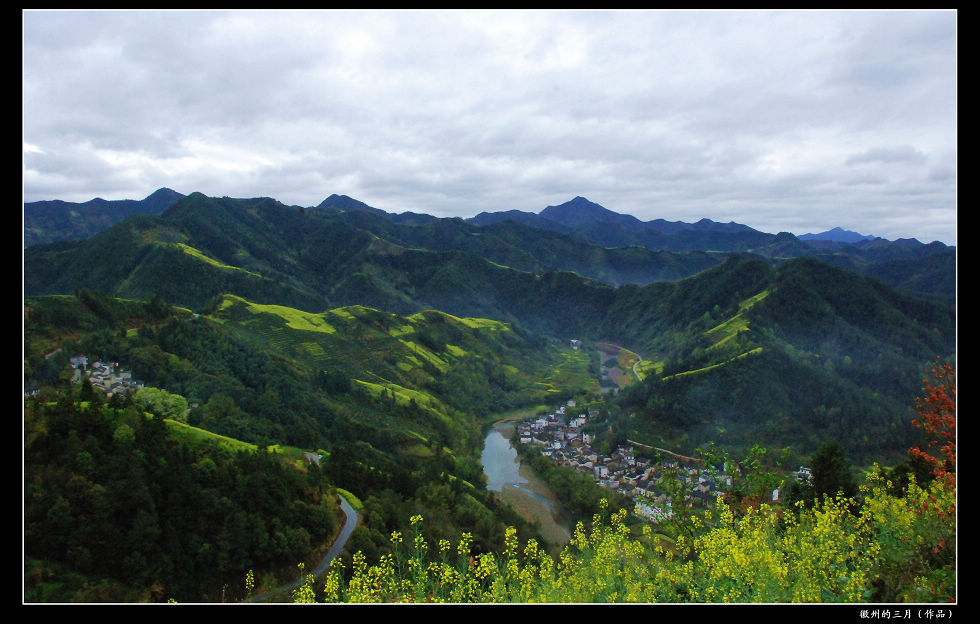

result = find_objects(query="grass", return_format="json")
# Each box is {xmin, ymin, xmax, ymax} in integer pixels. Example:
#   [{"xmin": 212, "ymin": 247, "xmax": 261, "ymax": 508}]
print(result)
[
  {"xmin": 634, "ymin": 359, "xmax": 662, "ymax": 380},
  {"xmin": 662, "ymin": 347, "xmax": 764, "ymax": 381},
  {"xmin": 407, "ymin": 309, "xmax": 510, "ymax": 331},
  {"xmin": 704, "ymin": 289, "xmax": 769, "ymax": 349},
  {"xmin": 166, "ymin": 420, "xmax": 329, "ymax": 472},
  {"xmin": 244, "ymin": 301, "xmax": 338, "ymax": 334},
  {"xmin": 335, "ymin": 488, "xmax": 363, "ymax": 511},
  {"xmin": 170, "ymin": 243, "xmax": 264, "ymax": 278},
  {"xmin": 648, "ymin": 289, "xmax": 769, "ymax": 381},
  {"xmin": 537, "ymin": 348, "xmax": 598, "ymax": 398},
  {"xmin": 352, "ymin": 379, "xmax": 451, "ymax": 424},
  {"xmin": 397, "ymin": 340, "xmax": 449, "ymax": 373},
  {"xmin": 165, "ymin": 419, "xmax": 259, "ymax": 453}
]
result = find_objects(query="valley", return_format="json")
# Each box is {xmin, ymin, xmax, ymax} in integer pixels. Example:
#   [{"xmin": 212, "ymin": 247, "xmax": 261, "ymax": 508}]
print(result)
[{"xmin": 23, "ymin": 190, "xmax": 955, "ymax": 603}]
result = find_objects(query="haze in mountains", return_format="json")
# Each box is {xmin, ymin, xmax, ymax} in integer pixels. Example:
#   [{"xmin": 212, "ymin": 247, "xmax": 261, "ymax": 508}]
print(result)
[{"xmin": 23, "ymin": 191, "xmax": 955, "ymax": 467}]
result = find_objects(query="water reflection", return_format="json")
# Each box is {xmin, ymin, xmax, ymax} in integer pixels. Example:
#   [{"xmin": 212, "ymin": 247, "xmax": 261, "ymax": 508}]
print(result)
[{"xmin": 482, "ymin": 429, "xmax": 527, "ymax": 491}]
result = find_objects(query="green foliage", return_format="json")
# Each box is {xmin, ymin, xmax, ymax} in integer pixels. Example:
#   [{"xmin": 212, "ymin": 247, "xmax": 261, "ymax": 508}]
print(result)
[
  {"xmin": 24, "ymin": 392, "xmax": 341, "ymax": 602},
  {"xmin": 25, "ymin": 290, "xmax": 583, "ymax": 601},
  {"xmin": 133, "ymin": 386, "xmax": 189, "ymax": 422}
]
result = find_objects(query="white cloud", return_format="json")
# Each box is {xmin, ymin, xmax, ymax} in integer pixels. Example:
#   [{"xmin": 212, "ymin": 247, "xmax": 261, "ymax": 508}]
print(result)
[{"xmin": 23, "ymin": 9, "xmax": 956, "ymax": 244}]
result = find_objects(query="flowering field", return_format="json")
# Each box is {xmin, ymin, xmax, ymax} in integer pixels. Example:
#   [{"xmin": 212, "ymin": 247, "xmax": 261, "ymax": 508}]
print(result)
[{"xmin": 282, "ymin": 468, "xmax": 954, "ymax": 604}]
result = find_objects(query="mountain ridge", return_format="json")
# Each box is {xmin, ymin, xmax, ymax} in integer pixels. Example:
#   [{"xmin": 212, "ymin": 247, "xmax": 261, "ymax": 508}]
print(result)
[
  {"xmin": 25, "ymin": 191, "xmax": 956, "ymax": 307},
  {"xmin": 799, "ymin": 226, "xmax": 876, "ymax": 243},
  {"xmin": 24, "ymin": 187, "xmax": 185, "ymax": 247},
  {"xmin": 26, "ymin": 187, "xmax": 952, "ymax": 248}
]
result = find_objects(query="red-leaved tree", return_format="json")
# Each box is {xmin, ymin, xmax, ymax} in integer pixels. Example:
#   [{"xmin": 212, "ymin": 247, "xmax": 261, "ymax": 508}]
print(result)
[{"xmin": 909, "ymin": 357, "xmax": 956, "ymax": 488}]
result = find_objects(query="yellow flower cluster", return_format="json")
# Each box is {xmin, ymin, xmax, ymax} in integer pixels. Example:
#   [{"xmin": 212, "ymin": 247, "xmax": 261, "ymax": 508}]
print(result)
[{"xmin": 285, "ymin": 468, "xmax": 955, "ymax": 605}]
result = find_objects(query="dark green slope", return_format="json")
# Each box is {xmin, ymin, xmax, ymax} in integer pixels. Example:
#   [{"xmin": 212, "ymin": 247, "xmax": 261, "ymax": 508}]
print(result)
[
  {"xmin": 25, "ymin": 291, "xmax": 583, "ymax": 601},
  {"xmin": 809, "ymin": 247, "xmax": 956, "ymax": 307},
  {"xmin": 323, "ymin": 203, "xmax": 726, "ymax": 286},
  {"xmin": 604, "ymin": 256, "xmax": 955, "ymax": 466},
  {"xmin": 24, "ymin": 194, "xmax": 378, "ymax": 311},
  {"xmin": 24, "ymin": 193, "xmax": 667, "ymax": 335},
  {"xmin": 24, "ymin": 187, "xmax": 185, "ymax": 247},
  {"xmin": 23, "ymin": 214, "xmax": 327, "ymax": 313},
  {"xmin": 327, "ymin": 246, "xmax": 617, "ymax": 338}
]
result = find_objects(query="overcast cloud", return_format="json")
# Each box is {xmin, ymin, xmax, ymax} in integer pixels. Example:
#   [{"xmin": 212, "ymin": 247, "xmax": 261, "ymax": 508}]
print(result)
[{"xmin": 23, "ymin": 9, "xmax": 956, "ymax": 244}]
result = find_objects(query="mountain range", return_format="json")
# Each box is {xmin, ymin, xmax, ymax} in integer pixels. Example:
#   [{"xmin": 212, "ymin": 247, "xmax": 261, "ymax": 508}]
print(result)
[
  {"xmin": 25, "ymin": 189, "xmax": 953, "ymax": 306},
  {"xmin": 24, "ymin": 187, "xmax": 185, "ymax": 247},
  {"xmin": 24, "ymin": 189, "xmax": 955, "ymax": 466}
]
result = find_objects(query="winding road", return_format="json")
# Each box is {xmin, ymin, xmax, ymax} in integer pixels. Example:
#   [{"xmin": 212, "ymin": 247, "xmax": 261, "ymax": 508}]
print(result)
[{"xmin": 247, "ymin": 493, "xmax": 359, "ymax": 602}]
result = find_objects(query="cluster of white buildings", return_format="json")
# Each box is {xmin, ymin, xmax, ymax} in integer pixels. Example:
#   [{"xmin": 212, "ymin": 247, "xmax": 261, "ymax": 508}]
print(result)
[
  {"xmin": 518, "ymin": 402, "xmax": 733, "ymax": 522},
  {"xmin": 70, "ymin": 355, "xmax": 143, "ymax": 398}
]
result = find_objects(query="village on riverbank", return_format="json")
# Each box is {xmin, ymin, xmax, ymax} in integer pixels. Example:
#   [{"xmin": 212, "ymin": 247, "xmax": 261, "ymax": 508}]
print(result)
[{"xmin": 516, "ymin": 401, "xmax": 788, "ymax": 523}]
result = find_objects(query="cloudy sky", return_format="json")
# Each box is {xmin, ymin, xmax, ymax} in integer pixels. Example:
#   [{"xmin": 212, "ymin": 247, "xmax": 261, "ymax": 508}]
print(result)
[{"xmin": 23, "ymin": 10, "xmax": 956, "ymax": 244}]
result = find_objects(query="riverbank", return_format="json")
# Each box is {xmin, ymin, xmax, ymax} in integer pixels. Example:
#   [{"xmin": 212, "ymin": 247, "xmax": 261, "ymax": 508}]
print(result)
[
  {"xmin": 483, "ymin": 413, "xmax": 571, "ymax": 547},
  {"xmin": 499, "ymin": 464, "xmax": 571, "ymax": 546}
]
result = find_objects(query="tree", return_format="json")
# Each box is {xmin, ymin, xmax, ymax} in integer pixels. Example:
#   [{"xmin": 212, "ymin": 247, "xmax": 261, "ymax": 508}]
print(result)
[
  {"xmin": 133, "ymin": 386, "xmax": 189, "ymax": 422},
  {"xmin": 909, "ymin": 357, "xmax": 955, "ymax": 487},
  {"xmin": 734, "ymin": 444, "xmax": 784, "ymax": 506},
  {"xmin": 809, "ymin": 438, "xmax": 857, "ymax": 500},
  {"xmin": 784, "ymin": 438, "xmax": 857, "ymax": 510}
]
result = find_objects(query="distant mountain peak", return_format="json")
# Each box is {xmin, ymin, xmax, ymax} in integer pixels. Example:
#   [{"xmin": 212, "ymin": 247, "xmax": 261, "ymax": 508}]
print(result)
[
  {"xmin": 314, "ymin": 194, "xmax": 385, "ymax": 215},
  {"xmin": 539, "ymin": 197, "xmax": 640, "ymax": 228},
  {"xmin": 145, "ymin": 187, "xmax": 182, "ymax": 199},
  {"xmin": 799, "ymin": 227, "xmax": 876, "ymax": 243}
]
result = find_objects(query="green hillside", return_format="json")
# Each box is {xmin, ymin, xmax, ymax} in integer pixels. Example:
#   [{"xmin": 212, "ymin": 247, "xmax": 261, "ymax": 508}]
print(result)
[
  {"xmin": 23, "ymin": 192, "xmax": 956, "ymax": 603},
  {"xmin": 24, "ymin": 194, "xmax": 955, "ymax": 467},
  {"xmin": 599, "ymin": 256, "xmax": 954, "ymax": 466},
  {"xmin": 24, "ymin": 289, "xmax": 603, "ymax": 600},
  {"xmin": 25, "ymin": 391, "xmax": 343, "ymax": 602},
  {"xmin": 24, "ymin": 193, "xmax": 721, "ymax": 313}
]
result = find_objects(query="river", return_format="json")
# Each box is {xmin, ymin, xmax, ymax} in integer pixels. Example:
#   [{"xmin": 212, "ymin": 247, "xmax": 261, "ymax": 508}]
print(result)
[{"xmin": 481, "ymin": 420, "xmax": 571, "ymax": 546}]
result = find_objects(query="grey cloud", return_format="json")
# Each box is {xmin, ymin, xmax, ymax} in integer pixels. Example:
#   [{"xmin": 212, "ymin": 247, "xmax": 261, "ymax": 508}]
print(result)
[
  {"xmin": 23, "ymin": 10, "xmax": 956, "ymax": 244},
  {"xmin": 846, "ymin": 146, "xmax": 928, "ymax": 166}
]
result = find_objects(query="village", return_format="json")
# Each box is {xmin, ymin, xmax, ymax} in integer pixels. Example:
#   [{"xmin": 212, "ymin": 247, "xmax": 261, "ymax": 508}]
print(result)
[
  {"xmin": 517, "ymin": 401, "xmax": 781, "ymax": 522},
  {"xmin": 68, "ymin": 355, "xmax": 144, "ymax": 398}
]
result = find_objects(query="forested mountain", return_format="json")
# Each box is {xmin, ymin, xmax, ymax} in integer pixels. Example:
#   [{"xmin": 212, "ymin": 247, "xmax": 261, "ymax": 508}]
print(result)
[
  {"xmin": 24, "ymin": 187, "xmax": 184, "ymax": 247},
  {"xmin": 24, "ymin": 192, "xmax": 955, "ymax": 467},
  {"xmin": 25, "ymin": 290, "xmax": 591, "ymax": 601},
  {"xmin": 603, "ymin": 255, "xmax": 954, "ymax": 466},
  {"xmin": 23, "ymin": 190, "xmax": 955, "ymax": 602},
  {"xmin": 466, "ymin": 195, "xmax": 955, "ymax": 303},
  {"xmin": 24, "ymin": 189, "xmax": 955, "ymax": 303},
  {"xmin": 25, "ymin": 191, "xmax": 956, "ymax": 312}
]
